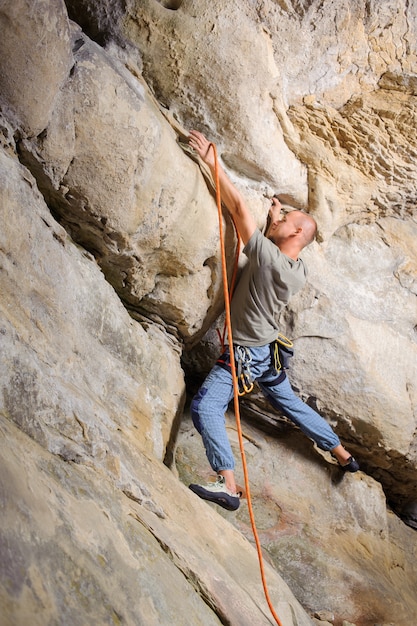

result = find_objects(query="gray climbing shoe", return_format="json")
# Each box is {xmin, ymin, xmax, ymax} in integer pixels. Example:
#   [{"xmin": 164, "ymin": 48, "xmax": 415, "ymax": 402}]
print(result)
[
  {"xmin": 189, "ymin": 475, "xmax": 241, "ymax": 511},
  {"xmin": 341, "ymin": 456, "xmax": 360, "ymax": 472}
]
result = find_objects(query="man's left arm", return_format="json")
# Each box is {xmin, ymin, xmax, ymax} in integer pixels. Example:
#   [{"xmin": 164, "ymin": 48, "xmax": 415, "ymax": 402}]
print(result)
[{"xmin": 188, "ymin": 130, "xmax": 257, "ymax": 245}]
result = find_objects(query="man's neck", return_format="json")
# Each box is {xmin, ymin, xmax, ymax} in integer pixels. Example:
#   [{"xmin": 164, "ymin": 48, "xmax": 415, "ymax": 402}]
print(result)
[{"xmin": 268, "ymin": 236, "xmax": 300, "ymax": 261}]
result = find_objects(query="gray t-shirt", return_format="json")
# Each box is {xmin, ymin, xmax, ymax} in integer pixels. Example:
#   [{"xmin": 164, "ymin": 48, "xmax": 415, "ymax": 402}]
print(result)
[{"xmin": 230, "ymin": 228, "xmax": 307, "ymax": 346}]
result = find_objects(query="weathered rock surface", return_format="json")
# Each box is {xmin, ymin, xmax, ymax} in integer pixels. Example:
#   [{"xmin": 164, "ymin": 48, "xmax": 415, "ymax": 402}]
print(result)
[
  {"xmin": 0, "ymin": 0, "xmax": 72, "ymax": 136},
  {"xmin": 0, "ymin": 127, "xmax": 310, "ymax": 626},
  {"xmin": 1, "ymin": 0, "xmax": 417, "ymax": 625},
  {"xmin": 0, "ymin": 138, "xmax": 187, "ymax": 475},
  {"xmin": 176, "ymin": 409, "xmax": 417, "ymax": 625},
  {"xmin": 17, "ymin": 24, "xmax": 226, "ymax": 342},
  {"xmin": 2, "ymin": 414, "xmax": 316, "ymax": 626}
]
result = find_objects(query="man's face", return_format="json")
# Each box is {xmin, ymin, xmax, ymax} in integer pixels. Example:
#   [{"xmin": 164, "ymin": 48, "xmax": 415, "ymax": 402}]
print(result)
[{"xmin": 272, "ymin": 211, "xmax": 296, "ymax": 242}]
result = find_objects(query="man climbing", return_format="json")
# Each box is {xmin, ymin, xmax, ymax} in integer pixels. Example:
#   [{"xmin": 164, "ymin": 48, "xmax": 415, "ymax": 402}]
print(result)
[{"xmin": 187, "ymin": 129, "xmax": 359, "ymax": 512}]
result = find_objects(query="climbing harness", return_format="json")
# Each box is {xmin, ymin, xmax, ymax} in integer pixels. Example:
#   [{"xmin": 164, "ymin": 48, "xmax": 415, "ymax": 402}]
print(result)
[
  {"xmin": 217, "ymin": 334, "xmax": 293, "ymax": 396},
  {"xmin": 236, "ymin": 346, "xmax": 254, "ymax": 396},
  {"xmin": 271, "ymin": 333, "xmax": 294, "ymax": 372},
  {"xmin": 217, "ymin": 346, "xmax": 254, "ymax": 396},
  {"xmin": 210, "ymin": 142, "xmax": 284, "ymax": 626}
]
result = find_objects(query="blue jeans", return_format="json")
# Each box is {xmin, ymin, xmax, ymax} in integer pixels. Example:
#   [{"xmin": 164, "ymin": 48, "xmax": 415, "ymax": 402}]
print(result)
[{"xmin": 191, "ymin": 344, "xmax": 341, "ymax": 472}]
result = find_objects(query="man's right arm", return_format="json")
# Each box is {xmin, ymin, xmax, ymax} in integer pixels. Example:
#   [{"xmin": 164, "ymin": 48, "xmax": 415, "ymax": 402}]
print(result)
[{"xmin": 188, "ymin": 130, "xmax": 257, "ymax": 245}]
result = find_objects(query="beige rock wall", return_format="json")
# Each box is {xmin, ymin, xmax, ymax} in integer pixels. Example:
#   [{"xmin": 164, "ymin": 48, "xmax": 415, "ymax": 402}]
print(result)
[
  {"xmin": 0, "ymin": 146, "xmax": 184, "ymax": 465},
  {"xmin": 2, "ymin": 413, "xmax": 314, "ymax": 626},
  {"xmin": 122, "ymin": 0, "xmax": 417, "ymax": 506},
  {"xmin": 0, "ymin": 0, "xmax": 72, "ymax": 135},
  {"xmin": 177, "ymin": 408, "xmax": 417, "ymax": 625},
  {"xmin": 1, "ymin": 0, "xmax": 417, "ymax": 625},
  {"xmin": 17, "ymin": 25, "xmax": 225, "ymax": 342}
]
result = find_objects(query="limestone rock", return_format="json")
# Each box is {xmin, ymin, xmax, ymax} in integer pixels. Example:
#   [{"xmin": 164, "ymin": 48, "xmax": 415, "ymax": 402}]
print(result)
[
  {"xmin": 1, "ymin": 416, "xmax": 314, "ymax": 626},
  {"xmin": 313, "ymin": 610, "xmax": 335, "ymax": 623},
  {"xmin": 1, "ymin": 0, "xmax": 417, "ymax": 625},
  {"xmin": 122, "ymin": 0, "xmax": 308, "ymax": 200},
  {"xmin": 280, "ymin": 219, "xmax": 417, "ymax": 506},
  {"xmin": 0, "ymin": 0, "xmax": 72, "ymax": 136},
  {"xmin": 0, "ymin": 146, "xmax": 184, "ymax": 463},
  {"xmin": 16, "ymin": 23, "xmax": 230, "ymax": 342},
  {"xmin": 399, "ymin": 500, "xmax": 417, "ymax": 530},
  {"xmin": 281, "ymin": 88, "xmax": 417, "ymax": 240},
  {"xmin": 176, "ymin": 409, "xmax": 417, "ymax": 625},
  {"xmin": 0, "ymin": 80, "xmax": 312, "ymax": 626},
  {"xmin": 0, "ymin": 127, "xmax": 314, "ymax": 626}
]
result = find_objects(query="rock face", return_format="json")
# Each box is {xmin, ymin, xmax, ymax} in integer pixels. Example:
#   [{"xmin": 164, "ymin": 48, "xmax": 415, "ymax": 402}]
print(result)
[
  {"xmin": 1, "ymin": 1, "xmax": 416, "ymax": 625},
  {"xmin": 177, "ymin": 408, "xmax": 417, "ymax": 625}
]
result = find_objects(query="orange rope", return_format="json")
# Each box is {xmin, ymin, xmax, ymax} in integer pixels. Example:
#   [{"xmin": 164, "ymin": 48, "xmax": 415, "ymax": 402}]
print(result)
[
  {"xmin": 216, "ymin": 222, "xmax": 240, "ymax": 351},
  {"xmin": 210, "ymin": 143, "xmax": 283, "ymax": 626}
]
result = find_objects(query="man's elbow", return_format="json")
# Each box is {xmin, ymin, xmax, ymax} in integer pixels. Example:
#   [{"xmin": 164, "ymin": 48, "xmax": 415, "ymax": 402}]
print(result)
[{"xmin": 230, "ymin": 196, "xmax": 247, "ymax": 219}]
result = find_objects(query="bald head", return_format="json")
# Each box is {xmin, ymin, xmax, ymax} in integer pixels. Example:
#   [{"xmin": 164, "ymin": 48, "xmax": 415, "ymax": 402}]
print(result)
[
  {"xmin": 291, "ymin": 210, "xmax": 317, "ymax": 248},
  {"xmin": 266, "ymin": 208, "xmax": 318, "ymax": 259}
]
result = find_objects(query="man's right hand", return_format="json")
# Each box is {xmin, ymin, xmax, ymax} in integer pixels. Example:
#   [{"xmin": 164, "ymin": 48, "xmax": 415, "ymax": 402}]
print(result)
[{"xmin": 269, "ymin": 196, "xmax": 282, "ymax": 219}]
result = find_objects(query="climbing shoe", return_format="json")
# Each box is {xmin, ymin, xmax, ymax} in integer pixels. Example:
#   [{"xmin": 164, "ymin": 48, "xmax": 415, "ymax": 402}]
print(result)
[
  {"xmin": 189, "ymin": 475, "xmax": 241, "ymax": 511},
  {"xmin": 341, "ymin": 456, "xmax": 360, "ymax": 472}
]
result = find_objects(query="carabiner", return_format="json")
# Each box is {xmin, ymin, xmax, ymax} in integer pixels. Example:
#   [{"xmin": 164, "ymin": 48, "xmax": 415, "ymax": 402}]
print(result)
[{"xmin": 238, "ymin": 372, "xmax": 254, "ymax": 396}]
